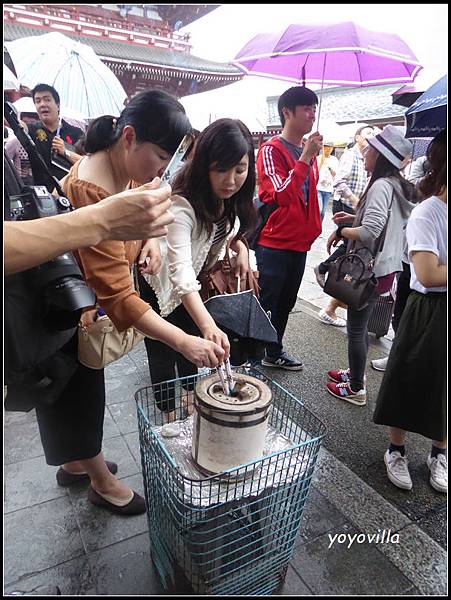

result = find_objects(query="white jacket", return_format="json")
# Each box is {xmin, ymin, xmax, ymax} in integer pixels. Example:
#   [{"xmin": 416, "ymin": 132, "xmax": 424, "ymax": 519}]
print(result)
[{"xmin": 145, "ymin": 195, "xmax": 229, "ymax": 317}]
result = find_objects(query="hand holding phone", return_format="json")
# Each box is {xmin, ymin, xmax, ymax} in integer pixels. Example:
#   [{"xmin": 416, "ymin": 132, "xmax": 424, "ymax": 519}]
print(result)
[{"xmin": 159, "ymin": 133, "xmax": 194, "ymax": 188}]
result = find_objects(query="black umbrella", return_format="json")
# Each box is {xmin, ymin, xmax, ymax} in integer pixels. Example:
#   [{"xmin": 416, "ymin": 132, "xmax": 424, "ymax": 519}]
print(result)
[
  {"xmin": 204, "ymin": 290, "xmax": 277, "ymax": 365},
  {"xmin": 391, "ymin": 84, "xmax": 424, "ymax": 108}
]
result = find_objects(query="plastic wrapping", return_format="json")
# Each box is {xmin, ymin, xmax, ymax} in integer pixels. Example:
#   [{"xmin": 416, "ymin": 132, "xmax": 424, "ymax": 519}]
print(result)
[{"xmin": 150, "ymin": 414, "xmax": 311, "ymax": 507}]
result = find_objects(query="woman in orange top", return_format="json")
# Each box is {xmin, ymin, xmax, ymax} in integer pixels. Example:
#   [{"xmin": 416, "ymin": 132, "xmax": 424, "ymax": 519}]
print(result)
[{"xmin": 35, "ymin": 89, "xmax": 224, "ymax": 516}]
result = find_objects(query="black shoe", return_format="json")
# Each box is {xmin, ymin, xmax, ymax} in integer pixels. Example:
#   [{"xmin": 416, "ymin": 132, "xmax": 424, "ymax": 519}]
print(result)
[
  {"xmin": 261, "ymin": 353, "xmax": 303, "ymax": 371},
  {"xmin": 88, "ymin": 486, "xmax": 146, "ymax": 516},
  {"xmin": 56, "ymin": 461, "xmax": 118, "ymax": 487}
]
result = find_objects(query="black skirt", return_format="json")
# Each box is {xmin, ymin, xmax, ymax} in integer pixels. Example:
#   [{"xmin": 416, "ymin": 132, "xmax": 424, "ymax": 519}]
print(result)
[
  {"xmin": 373, "ymin": 291, "xmax": 447, "ymax": 441},
  {"xmin": 35, "ymin": 335, "xmax": 106, "ymax": 466}
]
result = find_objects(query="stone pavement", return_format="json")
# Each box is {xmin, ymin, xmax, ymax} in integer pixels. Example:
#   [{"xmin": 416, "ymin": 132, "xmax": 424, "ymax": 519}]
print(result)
[{"xmin": 4, "ymin": 204, "xmax": 447, "ymax": 595}]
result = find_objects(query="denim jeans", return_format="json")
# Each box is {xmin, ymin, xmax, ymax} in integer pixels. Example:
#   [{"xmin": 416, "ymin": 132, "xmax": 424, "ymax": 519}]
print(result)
[
  {"xmin": 346, "ymin": 297, "xmax": 377, "ymax": 391},
  {"xmin": 255, "ymin": 245, "xmax": 307, "ymax": 358},
  {"xmin": 317, "ymin": 190, "xmax": 332, "ymax": 221}
]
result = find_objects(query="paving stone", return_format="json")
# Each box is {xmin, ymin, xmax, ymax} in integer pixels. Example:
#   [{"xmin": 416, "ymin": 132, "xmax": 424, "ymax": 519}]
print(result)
[
  {"xmin": 123, "ymin": 431, "xmax": 142, "ymax": 467},
  {"xmin": 87, "ymin": 532, "xmax": 166, "ymax": 595},
  {"xmin": 416, "ymin": 506, "xmax": 448, "ymax": 550},
  {"xmin": 68, "ymin": 473, "xmax": 148, "ymax": 553},
  {"xmin": 4, "ymin": 497, "xmax": 84, "ymax": 584},
  {"xmin": 4, "ymin": 416, "xmax": 44, "ymax": 465},
  {"xmin": 102, "ymin": 406, "xmax": 122, "ymax": 440},
  {"xmin": 277, "ymin": 565, "xmax": 312, "ymax": 595},
  {"xmin": 4, "ymin": 455, "xmax": 66, "ymax": 513},
  {"xmin": 295, "ymin": 485, "xmax": 349, "ymax": 546},
  {"xmin": 375, "ymin": 523, "xmax": 447, "ymax": 595},
  {"xmin": 312, "ymin": 448, "xmax": 412, "ymax": 534},
  {"xmin": 108, "ymin": 398, "xmax": 140, "ymax": 435},
  {"xmin": 100, "ymin": 433, "xmax": 141, "ymax": 476},
  {"xmin": 291, "ymin": 524, "xmax": 412, "ymax": 595},
  {"xmin": 4, "ymin": 555, "xmax": 95, "ymax": 595},
  {"xmin": 104, "ymin": 354, "xmax": 145, "ymax": 406},
  {"xmin": 4, "ymin": 408, "xmax": 37, "ymax": 426}
]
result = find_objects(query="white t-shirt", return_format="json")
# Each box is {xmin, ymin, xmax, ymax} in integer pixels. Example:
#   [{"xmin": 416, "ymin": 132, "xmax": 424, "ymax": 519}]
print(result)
[
  {"xmin": 406, "ymin": 196, "xmax": 447, "ymax": 294},
  {"xmin": 317, "ymin": 155, "xmax": 339, "ymax": 193}
]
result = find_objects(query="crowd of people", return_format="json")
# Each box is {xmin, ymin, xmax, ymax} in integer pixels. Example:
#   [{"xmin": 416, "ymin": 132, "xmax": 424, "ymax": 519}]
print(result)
[{"xmin": 4, "ymin": 81, "xmax": 447, "ymax": 518}]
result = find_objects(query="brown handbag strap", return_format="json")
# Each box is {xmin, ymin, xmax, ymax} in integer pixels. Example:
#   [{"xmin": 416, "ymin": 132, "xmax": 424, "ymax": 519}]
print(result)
[{"xmin": 132, "ymin": 262, "xmax": 141, "ymax": 298}]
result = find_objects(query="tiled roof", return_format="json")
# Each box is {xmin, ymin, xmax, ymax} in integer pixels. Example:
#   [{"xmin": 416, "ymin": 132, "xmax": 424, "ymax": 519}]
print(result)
[
  {"xmin": 4, "ymin": 23, "xmax": 242, "ymax": 77},
  {"xmin": 267, "ymin": 84, "xmax": 407, "ymax": 126}
]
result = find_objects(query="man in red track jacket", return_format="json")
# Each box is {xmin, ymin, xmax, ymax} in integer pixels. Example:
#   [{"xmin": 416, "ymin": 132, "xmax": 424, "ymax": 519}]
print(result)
[{"xmin": 255, "ymin": 86, "xmax": 323, "ymax": 370}]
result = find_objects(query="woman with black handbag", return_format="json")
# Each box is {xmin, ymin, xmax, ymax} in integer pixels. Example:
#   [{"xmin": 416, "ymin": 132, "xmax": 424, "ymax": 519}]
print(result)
[
  {"xmin": 324, "ymin": 125, "xmax": 417, "ymax": 405},
  {"xmin": 138, "ymin": 118, "xmax": 257, "ymax": 419}
]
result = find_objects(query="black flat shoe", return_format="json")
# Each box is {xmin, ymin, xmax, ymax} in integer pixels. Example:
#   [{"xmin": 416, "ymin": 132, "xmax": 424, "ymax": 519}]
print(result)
[
  {"xmin": 56, "ymin": 461, "xmax": 118, "ymax": 487},
  {"xmin": 87, "ymin": 486, "xmax": 146, "ymax": 516}
]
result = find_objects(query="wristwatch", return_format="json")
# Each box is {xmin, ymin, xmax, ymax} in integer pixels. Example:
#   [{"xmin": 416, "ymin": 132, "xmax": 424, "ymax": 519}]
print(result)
[{"xmin": 65, "ymin": 150, "xmax": 71, "ymax": 160}]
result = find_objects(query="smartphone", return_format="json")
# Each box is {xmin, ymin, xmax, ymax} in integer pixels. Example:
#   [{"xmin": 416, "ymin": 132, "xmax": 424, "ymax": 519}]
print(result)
[{"xmin": 159, "ymin": 133, "xmax": 194, "ymax": 188}]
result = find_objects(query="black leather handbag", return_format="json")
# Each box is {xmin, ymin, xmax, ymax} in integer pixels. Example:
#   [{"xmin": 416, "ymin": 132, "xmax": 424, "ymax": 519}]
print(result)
[
  {"xmin": 324, "ymin": 186, "xmax": 395, "ymax": 311},
  {"xmin": 323, "ymin": 247, "xmax": 378, "ymax": 310}
]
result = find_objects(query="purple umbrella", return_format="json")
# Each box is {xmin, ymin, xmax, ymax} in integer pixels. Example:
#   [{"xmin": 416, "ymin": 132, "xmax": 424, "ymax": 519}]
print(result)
[
  {"xmin": 233, "ymin": 22, "xmax": 422, "ymax": 86},
  {"xmin": 233, "ymin": 22, "xmax": 422, "ymax": 122}
]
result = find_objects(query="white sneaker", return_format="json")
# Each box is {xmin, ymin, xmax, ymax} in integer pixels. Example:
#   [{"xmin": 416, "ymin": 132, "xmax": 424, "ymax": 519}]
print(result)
[
  {"xmin": 384, "ymin": 450, "xmax": 412, "ymax": 490},
  {"xmin": 371, "ymin": 356, "xmax": 389, "ymax": 371},
  {"xmin": 318, "ymin": 308, "xmax": 346, "ymax": 327},
  {"xmin": 427, "ymin": 453, "xmax": 447, "ymax": 493}
]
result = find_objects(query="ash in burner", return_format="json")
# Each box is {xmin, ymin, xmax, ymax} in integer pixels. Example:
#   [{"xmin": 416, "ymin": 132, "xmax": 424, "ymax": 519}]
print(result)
[{"xmin": 211, "ymin": 381, "xmax": 255, "ymax": 401}]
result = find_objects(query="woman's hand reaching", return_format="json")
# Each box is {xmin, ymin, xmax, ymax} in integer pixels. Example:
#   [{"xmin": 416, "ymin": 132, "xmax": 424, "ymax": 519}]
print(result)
[
  {"xmin": 332, "ymin": 211, "xmax": 355, "ymax": 226},
  {"xmin": 201, "ymin": 324, "xmax": 231, "ymax": 360},
  {"xmin": 138, "ymin": 238, "xmax": 162, "ymax": 275},
  {"xmin": 326, "ymin": 230, "xmax": 342, "ymax": 255},
  {"xmin": 178, "ymin": 334, "xmax": 225, "ymax": 368}
]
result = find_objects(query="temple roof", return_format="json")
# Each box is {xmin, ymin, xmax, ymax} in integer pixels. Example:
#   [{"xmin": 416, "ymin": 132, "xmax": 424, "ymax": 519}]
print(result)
[
  {"xmin": 267, "ymin": 84, "xmax": 407, "ymax": 127},
  {"xmin": 4, "ymin": 22, "xmax": 242, "ymax": 77},
  {"xmin": 152, "ymin": 4, "xmax": 219, "ymax": 28}
]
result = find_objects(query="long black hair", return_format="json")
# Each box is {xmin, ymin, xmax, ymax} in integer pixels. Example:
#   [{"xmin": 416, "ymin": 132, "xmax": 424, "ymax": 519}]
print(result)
[
  {"xmin": 361, "ymin": 152, "xmax": 417, "ymax": 204},
  {"xmin": 84, "ymin": 88, "xmax": 191, "ymax": 154},
  {"xmin": 419, "ymin": 129, "xmax": 447, "ymax": 197},
  {"xmin": 172, "ymin": 118, "xmax": 257, "ymax": 239}
]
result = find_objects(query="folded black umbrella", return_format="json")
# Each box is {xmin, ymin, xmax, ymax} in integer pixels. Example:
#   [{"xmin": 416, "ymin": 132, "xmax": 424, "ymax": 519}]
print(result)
[{"xmin": 204, "ymin": 290, "xmax": 278, "ymax": 365}]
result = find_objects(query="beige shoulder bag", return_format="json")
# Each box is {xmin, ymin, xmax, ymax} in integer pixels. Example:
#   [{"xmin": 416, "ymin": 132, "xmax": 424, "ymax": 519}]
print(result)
[{"xmin": 78, "ymin": 264, "xmax": 145, "ymax": 370}]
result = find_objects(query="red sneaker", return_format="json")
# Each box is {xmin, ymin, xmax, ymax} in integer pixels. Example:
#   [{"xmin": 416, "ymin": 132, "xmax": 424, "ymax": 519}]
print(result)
[
  {"xmin": 327, "ymin": 368, "xmax": 350, "ymax": 383},
  {"xmin": 326, "ymin": 381, "xmax": 367, "ymax": 405}
]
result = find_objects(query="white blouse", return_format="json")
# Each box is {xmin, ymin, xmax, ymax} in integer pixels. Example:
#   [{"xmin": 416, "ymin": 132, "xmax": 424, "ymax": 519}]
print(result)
[{"xmin": 145, "ymin": 194, "xmax": 230, "ymax": 317}]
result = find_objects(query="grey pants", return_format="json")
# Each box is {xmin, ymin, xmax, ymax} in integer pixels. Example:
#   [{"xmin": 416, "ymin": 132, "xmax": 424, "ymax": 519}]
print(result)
[{"xmin": 346, "ymin": 297, "xmax": 377, "ymax": 391}]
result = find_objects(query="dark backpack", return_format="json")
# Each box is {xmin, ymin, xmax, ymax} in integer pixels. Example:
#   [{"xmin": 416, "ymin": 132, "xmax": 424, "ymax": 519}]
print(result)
[{"xmin": 246, "ymin": 196, "xmax": 278, "ymax": 251}]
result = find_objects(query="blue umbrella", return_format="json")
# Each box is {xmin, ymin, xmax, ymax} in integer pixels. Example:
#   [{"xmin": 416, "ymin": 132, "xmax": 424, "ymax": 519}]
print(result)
[{"xmin": 405, "ymin": 75, "xmax": 447, "ymax": 138}]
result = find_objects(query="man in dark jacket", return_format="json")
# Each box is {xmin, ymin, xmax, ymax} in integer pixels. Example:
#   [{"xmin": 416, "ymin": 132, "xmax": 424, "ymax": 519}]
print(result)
[
  {"xmin": 28, "ymin": 83, "xmax": 84, "ymax": 191},
  {"xmin": 255, "ymin": 86, "xmax": 323, "ymax": 370}
]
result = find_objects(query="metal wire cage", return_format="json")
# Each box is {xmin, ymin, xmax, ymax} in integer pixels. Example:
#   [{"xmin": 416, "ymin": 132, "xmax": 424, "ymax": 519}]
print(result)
[{"xmin": 135, "ymin": 367, "xmax": 326, "ymax": 595}]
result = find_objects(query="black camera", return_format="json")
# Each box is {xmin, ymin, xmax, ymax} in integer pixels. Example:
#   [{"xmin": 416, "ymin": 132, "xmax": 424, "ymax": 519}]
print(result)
[
  {"xmin": 10, "ymin": 184, "xmax": 72, "ymax": 221},
  {"xmin": 9, "ymin": 185, "xmax": 96, "ymax": 331}
]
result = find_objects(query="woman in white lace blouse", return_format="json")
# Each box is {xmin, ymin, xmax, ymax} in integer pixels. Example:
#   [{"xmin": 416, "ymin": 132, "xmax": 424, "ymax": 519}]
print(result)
[{"xmin": 139, "ymin": 118, "xmax": 257, "ymax": 418}]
